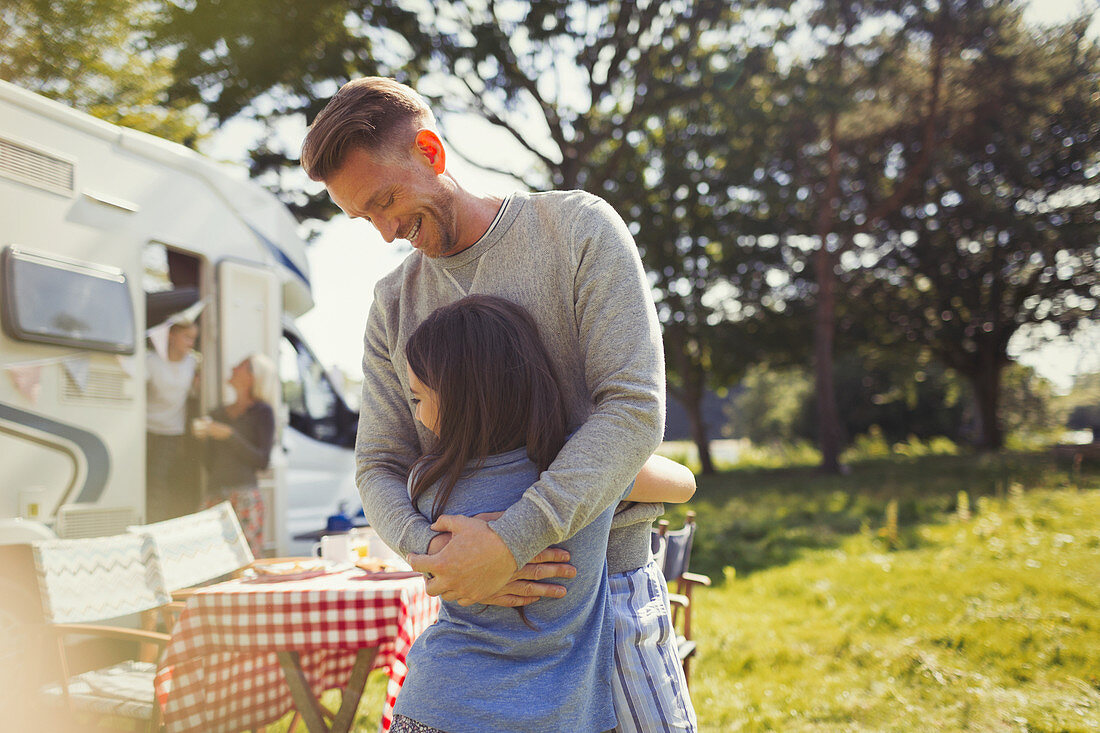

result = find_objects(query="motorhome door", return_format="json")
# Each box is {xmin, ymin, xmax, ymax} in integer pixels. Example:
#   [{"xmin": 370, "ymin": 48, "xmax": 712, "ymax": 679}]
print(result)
[
  {"xmin": 215, "ymin": 259, "xmax": 282, "ymax": 550},
  {"xmin": 216, "ymin": 259, "xmax": 280, "ymax": 392}
]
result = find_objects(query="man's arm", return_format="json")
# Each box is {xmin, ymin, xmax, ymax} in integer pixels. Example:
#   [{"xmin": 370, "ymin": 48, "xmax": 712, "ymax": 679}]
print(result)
[
  {"xmin": 355, "ymin": 288, "xmax": 437, "ymax": 558},
  {"xmin": 411, "ymin": 196, "xmax": 665, "ymax": 603}
]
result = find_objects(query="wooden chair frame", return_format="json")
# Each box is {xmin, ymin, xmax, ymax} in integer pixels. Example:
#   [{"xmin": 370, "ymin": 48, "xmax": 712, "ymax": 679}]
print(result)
[{"xmin": 655, "ymin": 510, "xmax": 711, "ymax": 685}]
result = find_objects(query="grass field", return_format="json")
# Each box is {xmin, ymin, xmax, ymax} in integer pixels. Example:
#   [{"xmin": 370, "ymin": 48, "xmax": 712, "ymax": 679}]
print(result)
[
  {"xmin": 680, "ymin": 451, "xmax": 1100, "ymax": 732},
  {"xmin": 280, "ymin": 450, "xmax": 1100, "ymax": 732}
]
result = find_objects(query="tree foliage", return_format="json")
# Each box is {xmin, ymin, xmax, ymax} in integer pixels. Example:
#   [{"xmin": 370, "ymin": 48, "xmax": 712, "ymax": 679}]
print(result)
[
  {"xmin": 0, "ymin": 0, "xmax": 203, "ymax": 143},
  {"xmin": 850, "ymin": 9, "xmax": 1100, "ymax": 448},
  {"xmin": 145, "ymin": 0, "xmax": 1097, "ymax": 462},
  {"xmin": 156, "ymin": 0, "xmax": 785, "ymax": 473}
]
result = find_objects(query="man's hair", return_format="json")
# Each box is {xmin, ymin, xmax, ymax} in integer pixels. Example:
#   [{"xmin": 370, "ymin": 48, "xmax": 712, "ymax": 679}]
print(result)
[
  {"xmin": 404, "ymin": 295, "xmax": 568, "ymax": 522},
  {"xmin": 300, "ymin": 77, "xmax": 435, "ymax": 181}
]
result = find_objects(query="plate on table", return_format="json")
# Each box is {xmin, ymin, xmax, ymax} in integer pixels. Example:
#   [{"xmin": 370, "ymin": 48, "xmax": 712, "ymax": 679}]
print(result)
[
  {"xmin": 352, "ymin": 557, "xmax": 420, "ymax": 581},
  {"xmin": 248, "ymin": 558, "xmax": 349, "ymax": 582}
]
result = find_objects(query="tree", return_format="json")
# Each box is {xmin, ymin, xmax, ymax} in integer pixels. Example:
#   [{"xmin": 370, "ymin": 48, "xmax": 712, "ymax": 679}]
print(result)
[
  {"xmin": 851, "ymin": 10, "xmax": 1100, "ymax": 449},
  {"xmin": 747, "ymin": 0, "xmax": 1011, "ymax": 472},
  {"xmin": 0, "ymin": 0, "xmax": 203, "ymax": 143},
  {"xmin": 729, "ymin": 363, "xmax": 814, "ymax": 445},
  {"xmin": 592, "ymin": 34, "xmax": 804, "ymax": 473},
  {"xmin": 156, "ymin": 0, "xmax": 785, "ymax": 473}
]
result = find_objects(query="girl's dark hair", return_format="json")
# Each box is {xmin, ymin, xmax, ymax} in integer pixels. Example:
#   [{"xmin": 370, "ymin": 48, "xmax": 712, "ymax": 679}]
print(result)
[{"xmin": 405, "ymin": 295, "xmax": 569, "ymax": 520}]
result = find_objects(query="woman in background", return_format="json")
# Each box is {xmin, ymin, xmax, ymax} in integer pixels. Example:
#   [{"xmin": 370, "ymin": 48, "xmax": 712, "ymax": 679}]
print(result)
[{"xmin": 194, "ymin": 352, "xmax": 278, "ymax": 555}]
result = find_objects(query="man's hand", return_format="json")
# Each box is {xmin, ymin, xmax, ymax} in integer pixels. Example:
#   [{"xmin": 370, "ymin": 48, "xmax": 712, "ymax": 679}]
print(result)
[
  {"xmin": 482, "ymin": 547, "xmax": 576, "ymax": 606},
  {"xmin": 419, "ymin": 517, "xmax": 577, "ymax": 607},
  {"xmin": 407, "ymin": 514, "xmax": 518, "ymax": 605}
]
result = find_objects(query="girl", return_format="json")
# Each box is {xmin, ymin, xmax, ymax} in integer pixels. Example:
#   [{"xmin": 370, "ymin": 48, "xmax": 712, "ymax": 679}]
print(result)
[{"xmin": 391, "ymin": 295, "xmax": 696, "ymax": 733}]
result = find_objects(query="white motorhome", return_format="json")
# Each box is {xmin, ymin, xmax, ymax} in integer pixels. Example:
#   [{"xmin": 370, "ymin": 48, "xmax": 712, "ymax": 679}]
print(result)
[{"xmin": 0, "ymin": 80, "xmax": 361, "ymax": 562}]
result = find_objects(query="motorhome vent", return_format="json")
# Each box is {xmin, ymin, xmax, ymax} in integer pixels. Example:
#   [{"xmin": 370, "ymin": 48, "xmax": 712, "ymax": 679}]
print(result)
[
  {"xmin": 0, "ymin": 136, "xmax": 75, "ymax": 196},
  {"xmin": 61, "ymin": 367, "xmax": 132, "ymax": 404},
  {"xmin": 55, "ymin": 503, "xmax": 137, "ymax": 539}
]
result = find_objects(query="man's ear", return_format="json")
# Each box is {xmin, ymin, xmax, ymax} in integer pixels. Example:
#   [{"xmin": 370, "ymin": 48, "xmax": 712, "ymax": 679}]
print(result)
[{"xmin": 415, "ymin": 129, "xmax": 447, "ymax": 174}]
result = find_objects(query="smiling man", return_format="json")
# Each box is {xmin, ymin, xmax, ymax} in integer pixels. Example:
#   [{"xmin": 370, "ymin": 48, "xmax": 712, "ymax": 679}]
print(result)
[{"xmin": 300, "ymin": 77, "xmax": 666, "ymax": 615}]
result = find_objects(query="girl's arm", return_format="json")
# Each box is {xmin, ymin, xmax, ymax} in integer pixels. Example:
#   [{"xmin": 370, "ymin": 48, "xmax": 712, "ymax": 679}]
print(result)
[{"xmin": 627, "ymin": 454, "xmax": 696, "ymax": 504}]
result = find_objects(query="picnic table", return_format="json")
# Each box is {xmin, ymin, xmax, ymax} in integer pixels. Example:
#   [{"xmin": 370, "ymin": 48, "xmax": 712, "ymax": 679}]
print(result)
[{"xmin": 155, "ymin": 566, "xmax": 440, "ymax": 732}]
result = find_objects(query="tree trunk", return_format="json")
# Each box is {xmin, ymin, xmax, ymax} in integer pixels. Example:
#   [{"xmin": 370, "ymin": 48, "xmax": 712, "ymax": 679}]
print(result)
[
  {"xmin": 968, "ymin": 358, "xmax": 1005, "ymax": 451},
  {"xmin": 813, "ymin": 110, "xmax": 844, "ymax": 474},
  {"xmin": 683, "ymin": 391, "xmax": 716, "ymax": 476},
  {"xmin": 668, "ymin": 325, "xmax": 716, "ymax": 476},
  {"xmin": 813, "ymin": 243, "xmax": 843, "ymax": 473}
]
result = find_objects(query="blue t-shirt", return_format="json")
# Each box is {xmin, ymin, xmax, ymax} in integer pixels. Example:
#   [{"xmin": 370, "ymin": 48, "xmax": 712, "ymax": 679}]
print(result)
[{"xmin": 394, "ymin": 446, "xmax": 618, "ymax": 733}]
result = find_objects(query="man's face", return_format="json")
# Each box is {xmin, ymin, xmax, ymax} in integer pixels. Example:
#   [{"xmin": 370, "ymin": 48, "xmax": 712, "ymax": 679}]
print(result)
[{"xmin": 325, "ymin": 145, "xmax": 458, "ymax": 259}]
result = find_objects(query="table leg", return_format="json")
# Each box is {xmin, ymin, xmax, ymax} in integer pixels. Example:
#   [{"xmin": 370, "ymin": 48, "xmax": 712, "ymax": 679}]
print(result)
[
  {"xmin": 276, "ymin": 648, "xmax": 380, "ymax": 733},
  {"xmin": 276, "ymin": 651, "xmax": 330, "ymax": 733},
  {"xmin": 331, "ymin": 648, "xmax": 378, "ymax": 733}
]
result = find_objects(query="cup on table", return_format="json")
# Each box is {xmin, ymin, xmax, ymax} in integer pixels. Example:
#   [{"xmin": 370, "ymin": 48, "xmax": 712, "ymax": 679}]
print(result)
[
  {"xmin": 191, "ymin": 416, "xmax": 212, "ymax": 438},
  {"xmin": 312, "ymin": 534, "xmax": 352, "ymax": 563},
  {"xmin": 365, "ymin": 529, "xmax": 412, "ymax": 571},
  {"xmin": 348, "ymin": 528, "xmax": 372, "ymax": 559}
]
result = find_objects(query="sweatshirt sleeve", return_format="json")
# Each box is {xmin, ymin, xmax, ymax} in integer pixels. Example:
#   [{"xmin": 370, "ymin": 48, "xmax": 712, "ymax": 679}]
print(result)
[
  {"xmin": 488, "ymin": 196, "xmax": 666, "ymax": 567},
  {"xmin": 354, "ymin": 288, "xmax": 437, "ymax": 557}
]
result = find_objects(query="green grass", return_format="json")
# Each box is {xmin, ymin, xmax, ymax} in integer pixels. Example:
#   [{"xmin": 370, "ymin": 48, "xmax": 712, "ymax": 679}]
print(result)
[
  {"xmin": 684, "ymin": 453, "xmax": 1100, "ymax": 732},
  {"xmin": 672, "ymin": 451, "xmax": 1086, "ymax": 579}
]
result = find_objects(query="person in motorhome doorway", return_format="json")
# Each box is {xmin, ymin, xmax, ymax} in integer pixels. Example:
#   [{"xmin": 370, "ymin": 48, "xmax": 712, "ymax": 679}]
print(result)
[{"xmin": 145, "ymin": 318, "xmax": 199, "ymax": 522}]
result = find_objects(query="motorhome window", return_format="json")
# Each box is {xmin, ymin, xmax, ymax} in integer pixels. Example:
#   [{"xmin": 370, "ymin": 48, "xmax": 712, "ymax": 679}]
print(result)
[
  {"xmin": 1, "ymin": 247, "xmax": 135, "ymax": 354},
  {"xmin": 280, "ymin": 335, "xmax": 339, "ymax": 442}
]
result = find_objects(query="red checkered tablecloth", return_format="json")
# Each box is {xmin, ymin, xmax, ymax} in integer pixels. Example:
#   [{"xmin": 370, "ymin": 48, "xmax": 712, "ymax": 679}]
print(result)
[{"xmin": 155, "ymin": 569, "xmax": 440, "ymax": 732}]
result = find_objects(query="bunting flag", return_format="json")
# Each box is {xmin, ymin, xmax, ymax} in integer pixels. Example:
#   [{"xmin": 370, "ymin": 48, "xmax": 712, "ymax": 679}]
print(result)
[
  {"xmin": 148, "ymin": 321, "xmax": 171, "ymax": 362},
  {"xmin": 167, "ymin": 298, "xmax": 206, "ymax": 327},
  {"xmin": 8, "ymin": 363, "xmax": 42, "ymax": 405},
  {"xmin": 2, "ymin": 298, "xmax": 209, "ymax": 399},
  {"xmin": 62, "ymin": 356, "xmax": 91, "ymax": 392}
]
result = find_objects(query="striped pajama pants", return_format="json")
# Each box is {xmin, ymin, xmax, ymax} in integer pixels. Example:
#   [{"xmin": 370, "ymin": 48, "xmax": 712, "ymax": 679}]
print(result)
[{"xmin": 609, "ymin": 560, "xmax": 698, "ymax": 732}]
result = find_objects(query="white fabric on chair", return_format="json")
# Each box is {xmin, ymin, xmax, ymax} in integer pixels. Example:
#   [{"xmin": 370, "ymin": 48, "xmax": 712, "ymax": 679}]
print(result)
[
  {"xmin": 33, "ymin": 533, "xmax": 169, "ymax": 624},
  {"xmin": 129, "ymin": 501, "xmax": 254, "ymax": 592}
]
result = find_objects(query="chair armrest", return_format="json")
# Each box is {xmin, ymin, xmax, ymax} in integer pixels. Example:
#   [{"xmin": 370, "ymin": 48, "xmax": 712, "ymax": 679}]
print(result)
[
  {"xmin": 668, "ymin": 593, "xmax": 689, "ymax": 609},
  {"xmin": 171, "ymin": 588, "xmax": 197, "ymax": 602},
  {"xmin": 682, "ymin": 571, "xmax": 712, "ymax": 587},
  {"xmin": 164, "ymin": 602, "xmax": 187, "ymax": 626},
  {"xmin": 53, "ymin": 623, "xmax": 171, "ymax": 647}
]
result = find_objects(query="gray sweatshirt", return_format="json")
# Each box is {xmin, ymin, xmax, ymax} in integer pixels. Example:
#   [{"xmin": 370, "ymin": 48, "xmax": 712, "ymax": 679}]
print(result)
[{"xmin": 355, "ymin": 189, "xmax": 665, "ymax": 571}]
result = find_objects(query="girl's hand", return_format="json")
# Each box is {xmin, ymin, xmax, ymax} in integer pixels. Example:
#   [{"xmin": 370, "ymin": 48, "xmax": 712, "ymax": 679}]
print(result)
[{"xmin": 206, "ymin": 421, "xmax": 233, "ymax": 440}]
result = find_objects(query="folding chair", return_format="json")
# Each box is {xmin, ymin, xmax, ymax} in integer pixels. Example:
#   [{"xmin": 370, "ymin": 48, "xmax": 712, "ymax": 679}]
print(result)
[
  {"xmin": 32, "ymin": 533, "xmax": 173, "ymax": 732},
  {"xmin": 654, "ymin": 510, "xmax": 712, "ymax": 685},
  {"xmin": 128, "ymin": 500, "xmax": 254, "ymax": 598}
]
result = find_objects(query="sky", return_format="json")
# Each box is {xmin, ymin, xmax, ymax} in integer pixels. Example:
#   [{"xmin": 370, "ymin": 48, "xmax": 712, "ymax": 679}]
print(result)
[{"xmin": 202, "ymin": 0, "xmax": 1099, "ymax": 395}]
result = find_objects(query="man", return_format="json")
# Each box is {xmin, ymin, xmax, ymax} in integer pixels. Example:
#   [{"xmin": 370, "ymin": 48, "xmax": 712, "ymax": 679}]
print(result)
[{"xmin": 300, "ymin": 77, "xmax": 665, "ymax": 607}]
